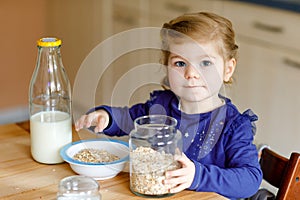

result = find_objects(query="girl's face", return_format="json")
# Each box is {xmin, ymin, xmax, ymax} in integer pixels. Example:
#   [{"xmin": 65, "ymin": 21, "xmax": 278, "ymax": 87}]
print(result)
[{"xmin": 167, "ymin": 40, "xmax": 235, "ymax": 105}]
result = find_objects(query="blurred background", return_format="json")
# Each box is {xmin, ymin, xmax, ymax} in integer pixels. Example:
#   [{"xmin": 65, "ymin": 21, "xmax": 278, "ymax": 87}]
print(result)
[{"xmin": 1, "ymin": 0, "xmax": 299, "ymax": 170}]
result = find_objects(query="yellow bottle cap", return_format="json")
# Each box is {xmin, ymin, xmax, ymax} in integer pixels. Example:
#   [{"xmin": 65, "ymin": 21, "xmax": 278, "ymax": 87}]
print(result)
[{"xmin": 37, "ymin": 37, "xmax": 62, "ymax": 47}]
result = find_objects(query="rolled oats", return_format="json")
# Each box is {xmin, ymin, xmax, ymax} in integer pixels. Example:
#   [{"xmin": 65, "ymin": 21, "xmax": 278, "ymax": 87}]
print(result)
[
  {"xmin": 130, "ymin": 146, "xmax": 181, "ymax": 195},
  {"xmin": 73, "ymin": 148, "xmax": 119, "ymax": 163}
]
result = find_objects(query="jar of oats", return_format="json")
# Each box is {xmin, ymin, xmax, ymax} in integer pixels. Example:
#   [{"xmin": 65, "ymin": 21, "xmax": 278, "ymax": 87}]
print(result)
[{"xmin": 129, "ymin": 115, "xmax": 182, "ymax": 198}]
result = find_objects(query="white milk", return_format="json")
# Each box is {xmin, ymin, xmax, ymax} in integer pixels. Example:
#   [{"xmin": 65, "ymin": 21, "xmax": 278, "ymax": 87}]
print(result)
[{"xmin": 30, "ymin": 111, "xmax": 72, "ymax": 164}]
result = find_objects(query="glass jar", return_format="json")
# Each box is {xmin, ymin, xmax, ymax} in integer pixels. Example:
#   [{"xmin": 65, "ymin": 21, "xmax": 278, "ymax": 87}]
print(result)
[
  {"xmin": 129, "ymin": 115, "xmax": 182, "ymax": 198},
  {"xmin": 29, "ymin": 37, "xmax": 72, "ymax": 164},
  {"xmin": 57, "ymin": 175, "xmax": 101, "ymax": 200}
]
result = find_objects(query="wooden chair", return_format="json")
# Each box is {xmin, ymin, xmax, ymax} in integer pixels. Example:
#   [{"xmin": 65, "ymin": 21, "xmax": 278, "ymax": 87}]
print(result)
[{"xmin": 259, "ymin": 148, "xmax": 300, "ymax": 200}]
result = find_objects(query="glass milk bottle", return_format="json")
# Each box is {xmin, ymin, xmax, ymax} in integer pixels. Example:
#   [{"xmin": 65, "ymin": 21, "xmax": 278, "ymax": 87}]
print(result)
[
  {"xmin": 29, "ymin": 37, "xmax": 72, "ymax": 164},
  {"xmin": 129, "ymin": 115, "xmax": 182, "ymax": 198}
]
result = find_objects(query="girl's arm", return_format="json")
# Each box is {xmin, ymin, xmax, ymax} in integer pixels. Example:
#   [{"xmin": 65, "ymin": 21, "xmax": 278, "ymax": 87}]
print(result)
[
  {"xmin": 191, "ymin": 120, "xmax": 262, "ymax": 198},
  {"xmin": 82, "ymin": 90, "xmax": 175, "ymax": 136},
  {"xmin": 89, "ymin": 102, "xmax": 150, "ymax": 136},
  {"xmin": 165, "ymin": 115, "xmax": 262, "ymax": 199}
]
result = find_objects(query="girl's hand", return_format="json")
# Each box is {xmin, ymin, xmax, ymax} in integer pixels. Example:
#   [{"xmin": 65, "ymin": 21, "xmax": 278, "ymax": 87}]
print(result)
[
  {"xmin": 75, "ymin": 109, "xmax": 110, "ymax": 133},
  {"xmin": 164, "ymin": 153, "xmax": 195, "ymax": 193}
]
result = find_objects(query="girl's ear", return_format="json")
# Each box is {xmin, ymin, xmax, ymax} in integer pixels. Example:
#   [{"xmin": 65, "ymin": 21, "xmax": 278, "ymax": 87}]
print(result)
[{"xmin": 224, "ymin": 58, "xmax": 236, "ymax": 82}]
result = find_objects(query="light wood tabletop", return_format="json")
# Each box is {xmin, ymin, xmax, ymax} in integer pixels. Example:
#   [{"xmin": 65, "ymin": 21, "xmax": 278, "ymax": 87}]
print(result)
[{"xmin": 0, "ymin": 122, "xmax": 228, "ymax": 200}]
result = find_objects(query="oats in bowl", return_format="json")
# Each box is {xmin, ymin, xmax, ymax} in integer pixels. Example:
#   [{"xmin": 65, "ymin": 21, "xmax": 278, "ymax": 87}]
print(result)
[
  {"xmin": 73, "ymin": 148, "xmax": 120, "ymax": 163},
  {"xmin": 60, "ymin": 139, "xmax": 129, "ymax": 180}
]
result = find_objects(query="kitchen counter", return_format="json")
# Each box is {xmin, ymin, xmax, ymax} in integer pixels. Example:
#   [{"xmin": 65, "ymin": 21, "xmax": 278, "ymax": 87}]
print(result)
[
  {"xmin": 0, "ymin": 122, "xmax": 228, "ymax": 200},
  {"xmin": 232, "ymin": 0, "xmax": 300, "ymax": 13}
]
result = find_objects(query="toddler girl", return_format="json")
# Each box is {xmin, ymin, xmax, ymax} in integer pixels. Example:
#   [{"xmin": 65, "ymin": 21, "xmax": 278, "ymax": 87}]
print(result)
[{"xmin": 75, "ymin": 12, "xmax": 262, "ymax": 199}]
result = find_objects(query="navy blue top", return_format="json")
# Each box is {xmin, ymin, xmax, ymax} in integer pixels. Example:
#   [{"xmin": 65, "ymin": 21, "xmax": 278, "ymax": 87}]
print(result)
[{"xmin": 90, "ymin": 90, "xmax": 262, "ymax": 199}]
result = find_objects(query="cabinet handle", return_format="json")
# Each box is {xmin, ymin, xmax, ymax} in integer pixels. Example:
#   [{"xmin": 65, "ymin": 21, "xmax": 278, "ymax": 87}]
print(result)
[
  {"xmin": 164, "ymin": 2, "xmax": 190, "ymax": 13},
  {"xmin": 283, "ymin": 58, "xmax": 300, "ymax": 69},
  {"xmin": 253, "ymin": 21, "xmax": 283, "ymax": 34}
]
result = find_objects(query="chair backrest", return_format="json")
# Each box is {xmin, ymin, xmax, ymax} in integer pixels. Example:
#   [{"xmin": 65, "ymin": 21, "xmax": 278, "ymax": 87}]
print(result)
[{"xmin": 260, "ymin": 148, "xmax": 300, "ymax": 200}]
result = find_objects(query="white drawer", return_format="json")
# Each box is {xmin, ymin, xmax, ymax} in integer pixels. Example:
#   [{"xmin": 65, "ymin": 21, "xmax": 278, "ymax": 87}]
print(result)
[
  {"xmin": 219, "ymin": 1, "xmax": 300, "ymax": 51},
  {"xmin": 112, "ymin": 0, "xmax": 144, "ymax": 11},
  {"xmin": 148, "ymin": 0, "xmax": 219, "ymax": 28},
  {"xmin": 149, "ymin": 0, "xmax": 216, "ymax": 19},
  {"xmin": 111, "ymin": 4, "xmax": 142, "ymax": 33}
]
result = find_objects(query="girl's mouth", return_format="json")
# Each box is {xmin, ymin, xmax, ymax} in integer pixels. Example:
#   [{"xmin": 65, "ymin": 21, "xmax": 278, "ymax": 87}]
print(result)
[{"xmin": 185, "ymin": 85, "xmax": 201, "ymax": 88}]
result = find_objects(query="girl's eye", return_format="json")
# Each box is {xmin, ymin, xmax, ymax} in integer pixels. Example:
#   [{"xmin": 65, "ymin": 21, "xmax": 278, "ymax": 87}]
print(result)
[
  {"xmin": 200, "ymin": 60, "xmax": 213, "ymax": 67},
  {"xmin": 174, "ymin": 61, "xmax": 186, "ymax": 67}
]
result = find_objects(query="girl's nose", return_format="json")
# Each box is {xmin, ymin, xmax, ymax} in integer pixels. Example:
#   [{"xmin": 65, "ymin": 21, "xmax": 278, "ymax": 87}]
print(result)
[{"xmin": 184, "ymin": 65, "xmax": 200, "ymax": 79}]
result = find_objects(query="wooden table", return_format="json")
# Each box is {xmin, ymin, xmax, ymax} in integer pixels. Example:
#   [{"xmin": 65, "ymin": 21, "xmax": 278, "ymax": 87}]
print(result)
[{"xmin": 0, "ymin": 122, "xmax": 228, "ymax": 200}]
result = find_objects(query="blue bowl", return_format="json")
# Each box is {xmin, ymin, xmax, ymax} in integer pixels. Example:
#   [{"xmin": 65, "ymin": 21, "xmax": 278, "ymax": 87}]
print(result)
[{"xmin": 60, "ymin": 139, "xmax": 129, "ymax": 180}]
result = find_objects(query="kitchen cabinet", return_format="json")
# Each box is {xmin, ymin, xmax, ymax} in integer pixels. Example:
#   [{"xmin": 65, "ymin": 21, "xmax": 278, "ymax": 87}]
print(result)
[
  {"xmin": 228, "ymin": 38, "xmax": 300, "ymax": 157},
  {"xmin": 148, "ymin": 0, "xmax": 217, "ymax": 27},
  {"xmin": 95, "ymin": 0, "xmax": 154, "ymax": 106},
  {"xmin": 217, "ymin": 1, "xmax": 300, "ymax": 158}
]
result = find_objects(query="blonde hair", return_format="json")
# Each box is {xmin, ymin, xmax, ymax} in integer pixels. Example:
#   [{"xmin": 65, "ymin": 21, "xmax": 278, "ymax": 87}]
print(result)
[{"xmin": 160, "ymin": 12, "xmax": 238, "ymax": 84}]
